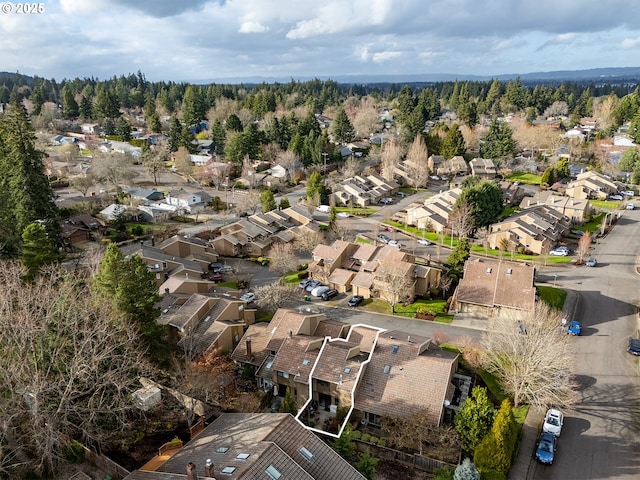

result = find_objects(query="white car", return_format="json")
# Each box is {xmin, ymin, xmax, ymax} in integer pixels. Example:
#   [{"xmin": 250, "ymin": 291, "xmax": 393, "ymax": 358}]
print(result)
[
  {"xmin": 609, "ymin": 194, "xmax": 623, "ymax": 201},
  {"xmin": 388, "ymin": 240, "xmax": 402, "ymax": 247},
  {"xmin": 417, "ymin": 238, "xmax": 432, "ymax": 246},
  {"xmin": 240, "ymin": 292, "xmax": 256, "ymax": 303},
  {"xmin": 542, "ymin": 408, "xmax": 564, "ymax": 437},
  {"xmin": 627, "ymin": 203, "xmax": 635, "ymax": 210},
  {"xmin": 621, "ymin": 190, "xmax": 635, "ymax": 196},
  {"xmin": 310, "ymin": 285, "xmax": 330, "ymax": 297},
  {"xmin": 429, "ymin": 175, "xmax": 440, "ymax": 181},
  {"xmin": 337, "ymin": 212, "xmax": 351, "ymax": 218},
  {"xmin": 549, "ymin": 247, "xmax": 569, "ymax": 256}
]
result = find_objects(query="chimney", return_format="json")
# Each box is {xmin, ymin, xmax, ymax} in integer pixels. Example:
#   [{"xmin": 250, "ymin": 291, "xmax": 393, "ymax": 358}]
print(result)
[
  {"xmin": 164, "ymin": 288, "xmax": 170, "ymax": 295},
  {"xmin": 186, "ymin": 462, "xmax": 198, "ymax": 480},
  {"xmin": 204, "ymin": 459, "xmax": 214, "ymax": 477},
  {"xmin": 288, "ymin": 329, "xmax": 293, "ymax": 337},
  {"xmin": 246, "ymin": 337, "xmax": 252, "ymax": 359}
]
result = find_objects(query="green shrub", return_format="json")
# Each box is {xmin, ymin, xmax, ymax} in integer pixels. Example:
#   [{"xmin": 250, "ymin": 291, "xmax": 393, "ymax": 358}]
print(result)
[
  {"xmin": 361, "ymin": 433, "xmax": 371, "ymax": 443},
  {"xmin": 369, "ymin": 436, "xmax": 379, "ymax": 444},
  {"xmin": 297, "ymin": 270, "xmax": 309, "ymax": 279},
  {"xmin": 65, "ymin": 440, "xmax": 85, "ymax": 463},
  {"xmin": 377, "ymin": 438, "xmax": 386, "ymax": 447},
  {"xmin": 351, "ymin": 430, "xmax": 362, "ymax": 439},
  {"xmin": 477, "ymin": 468, "xmax": 506, "ymax": 480}
]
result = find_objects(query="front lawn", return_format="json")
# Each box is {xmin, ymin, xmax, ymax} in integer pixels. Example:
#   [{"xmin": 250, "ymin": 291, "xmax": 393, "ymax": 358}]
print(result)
[
  {"xmin": 589, "ymin": 199, "xmax": 621, "ymax": 210},
  {"xmin": 334, "ymin": 206, "xmax": 377, "ymax": 216},
  {"xmin": 505, "ymin": 172, "xmax": 542, "ymax": 185},
  {"xmin": 362, "ymin": 298, "xmax": 454, "ymax": 323},
  {"xmin": 536, "ymin": 285, "xmax": 567, "ymax": 310}
]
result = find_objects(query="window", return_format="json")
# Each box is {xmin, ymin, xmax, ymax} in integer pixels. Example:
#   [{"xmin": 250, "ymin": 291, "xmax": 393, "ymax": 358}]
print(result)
[
  {"xmin": 383, "ymin": 365, "xmax": 391, "ymax": 374},
  {"xmin": 236, "ymin": 453, "xmax": 250, "ymax": 460},
  {"xmin": 266, "ymin": 465, "xmax": 281, "ymax": 479},
  {"xmin": 300, "ymin": 447, "xmax": 313, "ymax": 461},
  {"xmin": 391, "ymin": 345, "xmax": 399, "ymax": 354},
  {"xmin": 344, "ymin": 367, "xmax": 351, "ymax": 374},
  {"xmin": 302, "ymin": 359, "xmax": 310, "ymax": 366},
  {"xmin": 317, "ymin": 380, "xmax": 329, "ymax": 387},
  {"xmin": 215, "ymin": 446, "xmax": 229, "ymax": 454},
  {"xmin": 277, "ymin": 371, "xmax": 289, "ymax": 378},
  {"xmin": 221, "ymin": 466, "xmax": 236, "ymax": 474}
]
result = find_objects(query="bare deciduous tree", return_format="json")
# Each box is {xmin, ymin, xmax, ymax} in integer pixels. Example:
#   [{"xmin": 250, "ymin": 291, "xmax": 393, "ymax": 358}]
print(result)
[
  {"xmin": 252, "ymin": 282, "xmax": 301, "ymax": 313},
  {"xmin": 0, "ymin": 263, "xmax": 145, "ymax": 476},
  {"xmin": 294, "ymin": 229, "xmax": 325, "ymax": 255},
  {"xmin": 239, "ymin": 190, "xmax": 261, "ymax": 215},
  {"xmin": 269, "ymin": 242, "xmax": 300, "ymax": 276},
  {"xmin": 277, "ymin": 150, "xmax": 304, "ymax": 183},
  {"xmin": 341, "ymin": 154, "xmax": 360, "ymax": 179},
  {"xmin": 352, "ymin": 106, "xmax": 380, "ymax": 139},
  {"xmin": 91, "ymin": 151, "xmax": 134, "ymax": 188},
  {"xmin": 576, "ymin": 232, "xmax": 592, "ymax": 264},
  {"xmin": 142, "ymin": 143, "xmax": 169, "ymax": 185},
  {"xmin": 448, "ymin": 199, "xmax": 474, "ymax": 239},
  {"xmin": 373, "ymin": 258, "xmax": 415, "ymax": 313},
  {"xmin": 174, "ymin": 146, "xmax": 193, "ymax": 179},
  {"xmin": 380, "ymin": 140, "xmax": 402, "ymax": 182},
  {"xmin": 405, "ymin": 134, "xmax": 429, "ymax": 192},
  {"xmin": 382, "ymin": 411, "xmax": 460, "ymax": 459},
  {"xmin": 481, "ymin": 302, "xmax": 577, "ymax": 408},
  {"xmin": 70, "ymin": 173, "xmax": 95, "ymax": 196}
]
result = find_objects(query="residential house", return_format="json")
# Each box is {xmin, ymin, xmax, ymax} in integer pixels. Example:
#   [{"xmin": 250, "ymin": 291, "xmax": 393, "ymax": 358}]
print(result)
[
  {"xmin": 353, "ymin": 330, "xmax": 458, "ymax": 427},
  {"xmin": 308, "ymin": 240, "xmax": 358, "ymax": 285},
  {"xmin": 565, "ymin": 170, "xmax": 621, "ymax": 200},
  {"xmin": 98, "ymin": 203, "xmax": 141, "ymax": 222},
  {"xmin": 59, "ymin": 214, "xmax": 102, "ymax": 246},
  {"xmin": 469, "ymin": 158, "xmax": 497, "ymax": 179},
  {"xmin": 520, "ymin": 191, "xmax": 592, "ymax": 223},
  {"xmin": 231, "ymin": 309, "xmax": 459, "ymax": 437},
  {"xmin": 487, "ymin": 205, "xmax": 571, "ymax": 255},
  {"xmin": 499, "ymin": 181, "xmax": 525, "ymax": 207},
  {"xmin": 159, "ymin": 292, "xmax": 253, "ymax": 356},
  {"xmin": 158, "ymin": 234, "xmax": 218, "ymax": 266},
  {"xmin": 165, "ymin": 189, "xmax": 205, "ymax": 213},
  {"xmin": 190, "ymin": 154, "xmax": 212, "ymax": 166},
  {"xmin": 436, "ymin": 156, "xmax": 468, "ymax": 177},
  {"xmin": 405, "ymin": 188, "xmax": 462, "ymax": 233},
  {"xmin": 126, "ymin": 187, "xmax": 164, "ymax": 202},
  {"xmin": 427, "ymin": 155, "xmax": 445, "ymax": 174},
  {"xmin": 123, "ymin": 413, "xmax": 366, "ymax": 480},
  {"xmin": 214, "ymin": 218, "xmax": 273, "ymax": 257},
  {"xmin": 80, "ymin": 123, "xmax": 100, "ymax": 134},
  {"xmin": 121, "ymin": 244, "xmax": 206, "ymax": 285},
  {"xmin": 137, "ymin": 203, "xmax": 175, "ymax": 223},
  {"xmin": 331, "ymin": 174, "xmax": 398, "ymax": 207},
  {"xmin": 452, "ymin": 258, "xmax": 536, "ymax": 321}
]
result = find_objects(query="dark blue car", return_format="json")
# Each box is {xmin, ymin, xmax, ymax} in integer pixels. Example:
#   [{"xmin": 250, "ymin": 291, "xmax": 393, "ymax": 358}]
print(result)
[{"xmin": 535, "ymin": 432, "xmax": 557, "ymax": 465}]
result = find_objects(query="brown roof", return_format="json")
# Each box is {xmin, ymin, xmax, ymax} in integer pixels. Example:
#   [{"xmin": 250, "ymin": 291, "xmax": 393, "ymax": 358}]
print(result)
[
  {"xmin": 347, "ymin": 325, "xmax": 381, "ymax": 354},
  {"xmin": 351, "ymin": 271, "xmax": 375, "ymax": 289},
  {"xmin": 126, "ymin": 413, "xmax": 366, "ymax": 480},
  {"xmin": 163, "ymin": 293, "xmax": 214, "ymax": 330},
  {"xmin": 312, "ymin": 340, "xmax": 368, "ymax": 394},
  {"xmin": 352, "ymin": 244, "xmax": 378, "ymax": 261},
  {"xmin": 313, "ymin": 319, "xmax": 348, "ymax": 339},
  {"xmin": 271, "ymin": 335, "xmax": 323, "ymax": 384},
  {"xmin": 455, "ymin": 259, "xmax": 535, "ymax": 311},
  {"xmin": 230, "ymin": 323, "xmax": 271, "ymax": 367},
  {"xmin": 354, "ymin": 330, "xmax": 458, "ymax": 423},
  {"xmin": 328, "ymin": 268, "xmax": 356, "ymax": 286}
]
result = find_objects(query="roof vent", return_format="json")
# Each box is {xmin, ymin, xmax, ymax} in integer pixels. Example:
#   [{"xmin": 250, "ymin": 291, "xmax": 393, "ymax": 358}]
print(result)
[
  {"xmin": 486, "ymin": 268, "xmax": 492, "ymax": 274},
  {"xmin": 506, "ymin": 268, "xmax": 513, "ymax": 275}
]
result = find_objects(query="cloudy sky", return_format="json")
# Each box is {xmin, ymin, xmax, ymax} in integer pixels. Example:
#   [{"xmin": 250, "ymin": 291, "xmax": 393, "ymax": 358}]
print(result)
[{"xmin": 2, "ymin": 0, "xmax": 640, "ymax": 82}]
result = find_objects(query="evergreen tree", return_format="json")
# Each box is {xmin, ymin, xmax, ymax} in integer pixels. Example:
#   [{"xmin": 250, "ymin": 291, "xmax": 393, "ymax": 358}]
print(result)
[
  {"xmin": 356, "ymin": 452, "xmax": 378, "ymax": 480},
  {"xmin": 182, "ymin": 85, "xmax": 207, "ymax": 128},
  {"xmin": 169, "ymin": 116, "xmax": 183, "ymax": 152},
  {"xmin": 21, "ymin": 223, "xmax": 61, "ymax": 281},
  {"xmin": 441, "ymin": 124, "xmax": 467, "ymax": 158},
  {"xmin": 226, "ymin": 113, "xmax": 243, "ymax": 132},
  {"xmin": 116, "ymin": 117, "xmax": 132, "ymax": 141},
  {"xmin": 480, "ymin": 119, "xmax": 516, "ymax": 160},
  {"xmin": 79, "ymin": 94, "xmax": 93, "ymax": 120},
  {"xmin": 279, "ymin": 197, "xmax": 290, "ymax": 209},
  {"xmin": 474, "ymin": 399, "xmax": 517, "ymax": 475},
  {"xmin": 0, "ymin": 102, "xmax": 60, "ymax": 254},
  {"xmin": 446, "ymin": 238, "xmax": 471, "ymax": 282},
  {"xmin": 260, "ymin": 189, "xmax": 277, "ymax": 213},
  {"xmin": 332, "ymin": 425, "xmax": 354, "ymax": 460},
  {"xmin": 332, "ymin": 107, "xmax": 355, "ymax": 143},
  {"xmin": 62, "ymin": 87, "xmax": 79, "ymax": 118},
  {"xmin": 541, "ymin": 166, "xmax": 556, "ymax": 186},
  {"xmin": 555, "ymin": 158, "xmax": 570, "ymax": 180},
  {"xmin": 102, "ymin": 117, "xmax": 116, "ymax": 136},
  {"xmin": 454, "ymin": 458, "xmax": 480, "ymax": 480},
  {"xmin": 278, "ymin": 389, "xmax": 298, "ymax": 414},
  {"xmin": 306, "ymin": 171, "xmax": 326, "ymax": 204},
  {"xmin": 460, "ymin": 180, "xmax": 504, "ymax": 228},
  {"xmin": 454, "ymin": 386, "xmax": 496, "ymax": 453},
  {"xmin": 210, "ymin": 119, "xmax": 226, "ymax": 154},
  {"xmin": 94, "ymin": 244, "xmax": 167, "ymax": 365}
]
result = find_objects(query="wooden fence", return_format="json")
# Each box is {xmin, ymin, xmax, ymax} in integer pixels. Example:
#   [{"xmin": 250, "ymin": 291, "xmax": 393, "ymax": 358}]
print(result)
[
  {"xmin": 353, "ymin": 439, "xmax": 455, "ymax": 473},
  {"xmin": 82, "ymin": 447, "xmax": 130, "ymax": 480}
]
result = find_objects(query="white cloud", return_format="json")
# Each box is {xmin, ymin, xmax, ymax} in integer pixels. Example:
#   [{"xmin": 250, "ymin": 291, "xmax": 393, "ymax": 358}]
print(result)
[
  {"xmin": 372, "ymin": 51, "xmax": 402, "ymax": 63},
  {"xmin": 239, "ymin": 21, "xmax": 269, "ymax": 33},
  {"xmin": 622, "ymin": 37, "xmax": 640, "ymax": 48}
]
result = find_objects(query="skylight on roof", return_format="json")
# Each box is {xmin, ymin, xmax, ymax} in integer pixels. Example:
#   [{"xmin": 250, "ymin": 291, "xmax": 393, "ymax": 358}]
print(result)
[
  {"xmin": 236, "ymin": 453, "xmax": 250, "ymax": 460},
  {"xmin": 383, "ymin": 365, "xmax": 391, "ymax": 374},
  {"xmin": 300, "ymin": 447, "xmax": 313, "ymax": 461},
  {"xmin": 391, "ymin": 345, "xmax": 399, "ymax": 354},
  {"xmin": 221, "ymin": 466, "xmax": 236, "ymax": 474},
  {"xmin": 215, "ymin": 446, "xmax": 229, "ymax": 454},
  {"xmin": 344, "ymin": 367, "xmax": 351, "ymax": 374},
  {"xmin": 302, "ymin": 359, "xmax": 310, "ymax": 366},
  {"xmin": 266, "ymin": 465, "xmax": 282, "ymax": 479}
]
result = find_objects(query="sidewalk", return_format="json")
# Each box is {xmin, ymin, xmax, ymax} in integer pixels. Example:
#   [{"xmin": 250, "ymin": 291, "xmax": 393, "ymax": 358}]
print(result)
[{"xmin": 508, "ymin": 406, "xmax": 544, "ymax": 480}]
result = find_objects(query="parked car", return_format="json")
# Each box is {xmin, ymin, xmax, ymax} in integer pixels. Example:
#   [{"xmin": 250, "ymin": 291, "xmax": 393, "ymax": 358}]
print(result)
[
  {"xmin": 550, "ymin": 247, "xmax": 569, "ymax": 256},
  {"xmin": 396, "ymin": 191, "xmax": 407, "ymax": 197},
  {"xmin": 321, "ymin": 289, "xmax": 339, "ymax": 301},
  {"xmin": 299, "ymin": 278, "xmax": 313, "ymax": 289},
  {"xmin": 305, "ymin": 280, "xmax": 321, "ymax": 292},
  {"xmin": 383, "ymin": 225, "xmax": 395, "ymax": 232},
  {"xmin": 417, "ymin": 238, "xmax": 432, "ymax": 246},
  {"xmin": 627, "ymin": 337, "xmax": 640, "ymax": 356},
  {"xmin": 535, "ymin": 432, "xmax": 557, "ymax": 465},
  {"xmin": 609, "ymin": 194, "xmax": 623, "ymax": 201},
  {"xmin": 627, "ymin": 203, "xmax": 635, "ymax": 210},
  {"xmin": 388, "ymin": 240, "xmax": 402, "ymax": 247},
  {"xmin": 208, "ymin": 273, "xmax": 223, "ymax": 282},
  {"xmin": 310, "ymin": 285, "xmax": 330, "ymax": 297},
  {"xmin": 379, "ymin": 197, "xmax": 394, "ymax": 205},
  {"xmin": 316, "ymin": 205, "xmax": 330, "ymax": 213},
  {"xmin": 585, "ymin": 257, "xmax": 597, "ymax": 267},
  {"xmin": 542, "ymin": 408, "xmax": 564, "ymax": 437},
  {"xmin": 240, "ymin": 292, "xmax": 256, "ymax": 303},
  {"xmin": 567, "ymin": 320, "xmax": 582, "ymax": 335},
  {"xmin": 348, "ymin": 295, "xmax": 364, "ymax": 307},
  {"xmin": 214, "ymin": 265, "xmax": 234, "ymax": 274},
  {"xmin": 621, "ymin": 190, "xmax": 635, "ymax": 196},
  {"xmin": 337, "ymin": 212, "xmax": 351, "ymax": 218},
  {"xmin": 571, "ymin": 229, "xmax": 585, "ymax": 237},
  {"xmin": 440, "ymin": 175, "xmax": 448, "ymax": 181},
  {"xmin": 208, "ymin": 262, "xmax": 224, "ymax": 271},
  {"xmin": 377, "ymin": 234, "xmax": 390, "ymax": 243},
  {"xmin": 429, "ymin": 175, "xmax": 440, "ymax": 181}
]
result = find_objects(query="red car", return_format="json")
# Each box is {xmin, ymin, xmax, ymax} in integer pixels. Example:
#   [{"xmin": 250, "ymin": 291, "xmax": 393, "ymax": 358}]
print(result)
[{"xmin": 208, "ymin": 273, "xmax": 223, "ymax": 282}]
